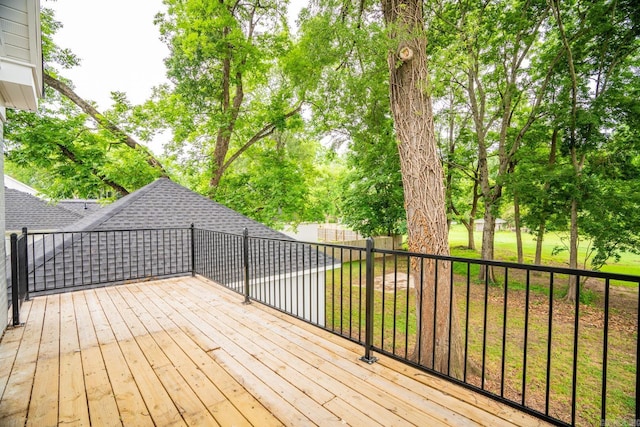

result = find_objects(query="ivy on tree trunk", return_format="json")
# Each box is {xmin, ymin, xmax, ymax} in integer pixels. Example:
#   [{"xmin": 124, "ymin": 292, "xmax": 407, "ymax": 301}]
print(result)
[{"xmin": 381, "ymin": 0, "xmax": 464, "ymax": 377}]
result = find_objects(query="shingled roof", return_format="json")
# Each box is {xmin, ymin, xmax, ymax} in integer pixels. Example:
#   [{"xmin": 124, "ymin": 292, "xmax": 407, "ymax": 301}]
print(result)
[
  {"xmin": 4, "ymin": 188, "xmax": 83, "ymax": 232},
  {"xmin": 65, "ymin": 177, "xmax": 289, "ymax": 239},
  {"xmin": 56, "ymin": 199, "xmax": 102, "ymax": 217},
  {"xmin": 24, "ymin": 178, "xmax": 336, "ymax": 295}
]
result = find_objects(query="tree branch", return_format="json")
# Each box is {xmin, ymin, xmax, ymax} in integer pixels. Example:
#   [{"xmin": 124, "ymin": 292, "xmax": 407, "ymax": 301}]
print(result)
[
  {"xmin": 55, "ymin": 143, "xmax": 129, "ymax": 196},
  {"xmin": 219, "ymin": 102, "xmax": 303, "ymax": 176},
  {"xmin": 44, "ymin": 72, "xmax": 167, "ymax": 176}
]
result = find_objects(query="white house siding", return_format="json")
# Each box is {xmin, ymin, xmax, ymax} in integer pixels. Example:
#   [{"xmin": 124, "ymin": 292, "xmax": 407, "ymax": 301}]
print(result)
[
  {"xmin": 0, "ymin": 0, "xmax": 42, "ymax": 334},
  {"xmin": 230, "ymin": 267, "xmax": 335, "ymax": 326},
  {"xmin": 0, "ymin": 122, "xmax": 6, "ymax": 329},
  {"xmin": 0, "ymin": 0, "xmax": 40, "ymax": 66},
  {"xmin": 0, "ymin": 0, "xmax": 42, "ymax": 111}
]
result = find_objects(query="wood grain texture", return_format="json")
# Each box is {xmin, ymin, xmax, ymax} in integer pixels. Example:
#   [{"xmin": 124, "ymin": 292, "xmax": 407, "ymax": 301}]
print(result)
[{"xmin": 0, "ymin": 277, "xmax": 550, "ymax": 426}]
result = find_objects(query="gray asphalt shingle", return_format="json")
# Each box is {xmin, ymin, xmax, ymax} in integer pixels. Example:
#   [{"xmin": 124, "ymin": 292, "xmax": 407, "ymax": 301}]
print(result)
[
  {"xmin": 22, "ymin": 178, "xmax": 337, "ymax": 295},
  {"xmin": 65, "ymin": 177, "xmax": 290, "ymax": 239},
  {"xmin": 56, "ymin": 199, "xmax": 102, "ymax": 216},
  {"xmin": 4, "ymin": 188, "xmax": 82, "ymax": 232}
]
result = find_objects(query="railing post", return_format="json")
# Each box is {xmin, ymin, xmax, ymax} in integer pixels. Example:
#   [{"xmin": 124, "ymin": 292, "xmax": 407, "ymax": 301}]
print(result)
[
  {"xmin": 360, "ymin": 237, "xmax": 377, "ymax": 364},
  {"xmin": 243, "ymin": 228, "xmax": 251, "ymax": 304},
  {"xmin": 20, "ymin": 228, "xmax": 29, "ymax": 301},
  {"xmin": 190, "ymin": 223, "xmax": 196, "ymax": 277},
  {"xmin": 10, "ymin": 234, "xmax": 20, "ymax": 326}
]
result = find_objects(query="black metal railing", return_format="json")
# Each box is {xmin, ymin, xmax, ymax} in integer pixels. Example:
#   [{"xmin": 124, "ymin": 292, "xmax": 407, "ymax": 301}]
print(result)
[
  {"xmin": 9, "ymin": 228, "xmax": 29, "ymax": 325},
  {"xmin": 7, "ymin": 226, "xmax": 640, "ymax": 426},
  {"xmin": 194, "ymin": 229, "xmax": 640, "ymax": 427},
  {"xmin": 194, "ymin": 228, "xmax": 341, "ymax": 325},
  {"xmin": 11, "ymin": 227, "xmax": 192, "ymax": 295},
  {"xmin": 360, "ymin": 246, "xmax": 640, "ymax": 427}
]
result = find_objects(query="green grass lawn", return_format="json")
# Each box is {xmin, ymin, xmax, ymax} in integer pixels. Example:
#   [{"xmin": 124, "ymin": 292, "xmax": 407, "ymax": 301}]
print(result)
[{"xmin": 448, "ymin": 224, "xmax": 640, "ymax": 278}]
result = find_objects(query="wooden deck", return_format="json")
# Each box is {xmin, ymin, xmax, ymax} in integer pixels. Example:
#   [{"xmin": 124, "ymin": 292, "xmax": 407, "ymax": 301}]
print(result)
[{"xmin": 0, "ymin": 276, "xmax": 549, "ymax": 426}]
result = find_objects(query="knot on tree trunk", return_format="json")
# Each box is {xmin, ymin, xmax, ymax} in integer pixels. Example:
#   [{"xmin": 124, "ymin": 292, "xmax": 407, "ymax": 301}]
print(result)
[{"xmin": 398, "ymin": 46, "xmax": 414, "ymax": 61}]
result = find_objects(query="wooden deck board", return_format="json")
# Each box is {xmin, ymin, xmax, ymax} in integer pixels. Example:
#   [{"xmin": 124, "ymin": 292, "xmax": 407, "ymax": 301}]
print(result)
[
  {"xmin": 26, "ymin": 294, "xmax": 60, "ymax": 427},
  {"xmin": 0, "ymin": 298, "xmax": 44, "ymax": 427},
  {"xmin": 116, "ymin": 285, "xmax": 253, "ymax": 427},
  {"xmin": 173, "ymin": 278, "xmax": 436, "ymax": 426},
  {"xmin": 72, "ymin": 292, "xmax": 123, "ymax": 427},
  {"xmin": 131, "ymin": 283, "xmax": 282, "ymax": 427},
  {"xmin": 0, "ymin": 277, "xmax": 551, "ymax": 426},
  {"xmin": 94, "ymin": 288, "xmax": 187, "ymax": 427},
  {"xmin": 58, "ymin": 292, "xmax": 90, "ymax": 426},
  {"xmin": 143, "ymin": 281, "xmax": 316, "ymax": 426},
  {"xmin": 104, "ymin": 286, "xmax": 220, "ymax": 427},
  {"xmin": 0, "ymin": 300, "xmax": 32, "ymax": 399},
  {"xmin": 84, "ymin": 289, "xmax": 154, "ymax": 426}
]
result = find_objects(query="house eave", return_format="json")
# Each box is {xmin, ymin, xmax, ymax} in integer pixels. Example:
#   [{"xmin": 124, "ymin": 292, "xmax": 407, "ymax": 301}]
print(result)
[{"xmin": 0, "ymin": 57, "xmax": 41, "ymax": 111}]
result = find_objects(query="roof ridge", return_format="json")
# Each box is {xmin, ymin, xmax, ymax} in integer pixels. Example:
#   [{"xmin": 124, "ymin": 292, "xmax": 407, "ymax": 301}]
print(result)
[
  {"xmin": 162, "ymin": 179, "xmax": 294, "ymax": 240},
  {"xmin": 62, "ymin": 179, "xmax": 166, "ymax": 231}
]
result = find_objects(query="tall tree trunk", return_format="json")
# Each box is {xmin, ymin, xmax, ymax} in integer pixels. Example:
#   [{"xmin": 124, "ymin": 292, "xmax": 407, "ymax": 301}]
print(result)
[
  {"xmin": 209, "ymin": 47, "xmax": 244, "ymax": 192},
  {"xmin": 534, "ymin": 129, "xmax": 558, "ymax": 265},
  {"xmin": 381, "ymin": 0, "xmax": 463, "ymax": 377},
  {"xmin": 534, "ymin": 223, "xmax": 545, "ymax": 265},
  {"xmin": 479, "ymin": 207, "xmax": 497, "ymax": 283},
  {"xmin": 467, "ymin": 175, "xmax": 480, "ymax": 250},
  {"xmin": 567, "ymin": 197, "xmax": 579, "ymax": 302},
  {"xmin": 445, "ymin": 156, "xmax": 454, "ymax": 231},
  {"xmin": 459, "ymin": 219, "xmax": 476, "ymax": 251},
  {"xmin": 463, "ymin": 3, "xmax": 546, "ymax": 281},
  {"xmin": 514, "ymin": 193, "xmax": 524, "ymax": 263},
  {"xmin": 552, "ymin": 0, "xmax": 581, "ymax": 303},
  {"xmin": 448, "ymin": 178, "xmax": 479, "ymax": 251},
  {"xmin": 458, "ymin": 193, "xmax": 478, "ymax": 251},
  {"xmin": 466, "ymin": 221, "xmax": 475, "ymax": 250},
  {"xmin": 470, "ymin": 73, "xmax": 497, "ymax": 282},
  {"xmin": 566, "ymin": 147, "xmax": 585, "ymax": 303},
  {"xmin": 444, "ymin": 90, "xmax": 456, "ymax": 231}
]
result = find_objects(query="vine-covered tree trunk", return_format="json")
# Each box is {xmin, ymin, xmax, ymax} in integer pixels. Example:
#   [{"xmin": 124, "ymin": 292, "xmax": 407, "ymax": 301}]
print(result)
[{"xmin": 381, "ymin": 0, "xmax": 463, "ymax": 377}]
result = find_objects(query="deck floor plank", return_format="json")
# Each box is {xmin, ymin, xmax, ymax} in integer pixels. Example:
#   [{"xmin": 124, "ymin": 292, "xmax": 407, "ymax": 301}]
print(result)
[
  {"xmin": 26, "ymin": 294, "xmax": 60, "ymax": 427},
  {"xmin": 144, "ymin": 281, "xmax": 321, "ymax": 426},
  {"xmin": 254, "ymin": 294, "xmax": 547, "ymax": 427},
  {"xmin": 183, "ymin": 278, "xmax": 476, "ymax": 427},
  {"xmin": 238, "ymin": 305, "xmax": 483, "ymax": 427},
  {"xmin": 93, "ymin": 287, "xmax": 187, "ymax": 427},
  {"xmin": 58, "ymin": 292, "xmax": 90, "ymax": 426},
  {"xmin": 131, "ymin": 283, "xmax": 283, "ymax": 427},
  {"xmin": 0, "ymin": 300, "xmax": 32, "ymax": 399},
  {"xmin": 0, "ymin": 298, "xmax": 44, "ymax": 427},
  {"xmin": 173, "ymin": 278, "xmax": 419, "ymax": 426},
  {"xmin": 0, "ymin": 277, "xmax": 551, "ymax": 427},
  {"xmin": 83, "ymin": 290, "xmax": 154, "ymax": 427},
  {"xmin": 118, "ymin": 284, "xmax": 255, "ymax": 427},
  {"xmin": 72, "ymin": 291, "xmax": 123, "ymax": 427},
  {"xmin": 104, "ymin": 286, "xmax": 221, "ymax": 427},
  {"xmin": 162, "ymin": 283, "xmax": 351, "ymax": 426}
]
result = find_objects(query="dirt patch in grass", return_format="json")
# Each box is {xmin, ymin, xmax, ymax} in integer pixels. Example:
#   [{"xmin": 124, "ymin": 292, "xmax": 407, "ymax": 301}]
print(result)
[
  {"xmin": 373, "ymin": 272, "xmax": 415, "ymax": 292},
  {"xmin": 583, "ymin": 277, "xmax": 639, "ymax": 318}
]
